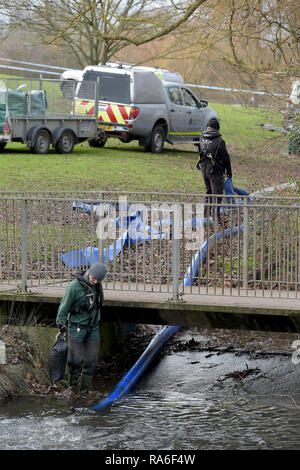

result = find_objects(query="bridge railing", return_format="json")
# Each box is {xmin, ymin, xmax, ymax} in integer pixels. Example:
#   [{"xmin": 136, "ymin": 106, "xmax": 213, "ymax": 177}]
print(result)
[{"xmin": 0, "ymin": 191, "xmax": 299, "ymax": 299}]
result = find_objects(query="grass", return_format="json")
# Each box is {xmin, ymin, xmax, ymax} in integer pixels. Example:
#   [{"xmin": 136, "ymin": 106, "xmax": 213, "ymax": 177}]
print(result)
[
  {"xmin": 0, "ymin": 132, "xmax": 295, "ymax": 194},
  {"xmin": 0, "ymin": 71, "xmax": 297, "ymax": 194},
  {"xmin": 212, "ymin": 102, "xmax": 282, "ymax": 148}
]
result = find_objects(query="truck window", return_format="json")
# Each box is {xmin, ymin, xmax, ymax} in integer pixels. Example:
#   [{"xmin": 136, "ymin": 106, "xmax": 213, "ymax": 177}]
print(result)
[
  {"xmin": 77, "ymin": 70, "xmax": 131, "ymax": 104},
  {"xmin": 167, "ymin": 87, "xmax": 183, "ymax": 106},
  {"xmin": 182, "ymin": 88, "xmax": 198, "ymax": 107}
]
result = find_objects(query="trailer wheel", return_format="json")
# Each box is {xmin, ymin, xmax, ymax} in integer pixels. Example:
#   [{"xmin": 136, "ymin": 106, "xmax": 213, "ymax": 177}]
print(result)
[
  {"xmin": 31, "ymin": 129, "xmax": 51, "ymax": 154},
  {"xmin": 0, "ymin": 143, "xmax": 7, "ymax": 151},
  {"xmin": 55, "ymin": 130, "xmax": 76, "ymax": 154}
]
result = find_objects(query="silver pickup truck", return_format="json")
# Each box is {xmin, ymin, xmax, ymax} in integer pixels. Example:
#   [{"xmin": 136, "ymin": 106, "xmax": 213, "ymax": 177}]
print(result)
[{"xmin": 69, "ymin": 63, "xmax": 219, "ymax": 153}]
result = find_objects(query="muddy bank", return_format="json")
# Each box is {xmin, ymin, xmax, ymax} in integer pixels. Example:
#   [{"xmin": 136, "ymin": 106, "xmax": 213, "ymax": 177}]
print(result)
[
  {"xmin": 0, "ymin": 325, "xmax": 60, "ymax": 400},
  {"xmin": 0, "ymin": 323, "xmax": 299, "ymax": 401},
  {"xmin": 164, "ymin": 326, "xmax": 300, "ymax": 356}
]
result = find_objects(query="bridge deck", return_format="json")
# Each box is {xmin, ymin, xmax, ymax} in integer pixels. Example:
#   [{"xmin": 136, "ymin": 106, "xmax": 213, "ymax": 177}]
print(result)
[{"xmin": 0, "ymin": 282, "xmax": 299, "ymax": 332}]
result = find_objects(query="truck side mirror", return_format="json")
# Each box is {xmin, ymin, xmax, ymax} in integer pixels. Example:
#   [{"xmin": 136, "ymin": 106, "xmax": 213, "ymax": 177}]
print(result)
[{"xmin": 198, "ymin": 99, "xmax": 208, "ymax": 108}]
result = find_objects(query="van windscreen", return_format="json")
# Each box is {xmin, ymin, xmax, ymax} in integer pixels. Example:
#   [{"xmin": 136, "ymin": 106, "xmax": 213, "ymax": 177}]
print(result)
[{"xmin": 77, "ymin": 71, "xmax": 131, "ymax": 104}]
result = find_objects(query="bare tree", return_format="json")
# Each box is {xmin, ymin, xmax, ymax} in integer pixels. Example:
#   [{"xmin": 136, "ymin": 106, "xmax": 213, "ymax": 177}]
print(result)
[
  {"xmin": 215, "ymin": 0, "xmax": 300, "ymax": 78},
  {"xmin": 0, "ymin": 0, "xmax": 209, "ymax": 67},
  {"xmin": 135, "ymin": 0, "xmax": 299, "ymax": 104}
]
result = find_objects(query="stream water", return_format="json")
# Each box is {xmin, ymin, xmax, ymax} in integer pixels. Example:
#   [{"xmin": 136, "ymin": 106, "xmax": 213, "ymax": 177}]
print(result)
[{"xmin": 1, "ymin": 336, "xmax": 299, "ymax": 451}]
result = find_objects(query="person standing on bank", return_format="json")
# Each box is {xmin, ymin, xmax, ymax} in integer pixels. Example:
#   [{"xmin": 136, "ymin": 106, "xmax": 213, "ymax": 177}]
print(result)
[
  {"xmin": 196, "ymin": 118, "xmax": 232, "ymax": 220},
  {"xmin": 56, "ymin": 262, "xmax": 107, "ymax": 397}
]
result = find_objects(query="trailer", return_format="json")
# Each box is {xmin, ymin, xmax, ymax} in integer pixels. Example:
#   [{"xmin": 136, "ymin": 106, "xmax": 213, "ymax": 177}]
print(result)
[{"xmin": 0, "ymin": 77, "xmax": 99, "ymax": 154}]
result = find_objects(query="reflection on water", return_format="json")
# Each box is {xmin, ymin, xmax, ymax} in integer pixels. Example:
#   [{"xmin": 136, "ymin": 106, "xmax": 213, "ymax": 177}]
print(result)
[{"xmin": 0, "ymin": 350, "xmax": 300, "ymax": 450}]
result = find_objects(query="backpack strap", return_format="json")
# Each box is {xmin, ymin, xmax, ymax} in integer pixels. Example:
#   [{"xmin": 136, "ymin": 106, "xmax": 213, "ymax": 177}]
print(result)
[
  {"xmin": 200, "ymin": 136, "xmax": 221, "ymax": 166},
  {"xmin": 71, "ymin": 272, "xmax": 103, "ymax": 329}
]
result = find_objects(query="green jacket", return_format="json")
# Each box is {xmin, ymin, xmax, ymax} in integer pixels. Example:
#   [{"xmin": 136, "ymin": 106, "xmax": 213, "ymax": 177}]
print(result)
[{"xmin": 56, "ymin": 272, "xmax": 104, "ymax": 328}]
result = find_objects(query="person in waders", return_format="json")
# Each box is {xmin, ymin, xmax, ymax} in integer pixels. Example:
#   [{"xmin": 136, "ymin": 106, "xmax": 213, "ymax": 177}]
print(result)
[
  {"xmin": 196, "ymin": 118, "xmax": 232, "ymax": 221},
  {"xmin": 56, "ymin": 262, "xmax": 107, "ymax": 398}
]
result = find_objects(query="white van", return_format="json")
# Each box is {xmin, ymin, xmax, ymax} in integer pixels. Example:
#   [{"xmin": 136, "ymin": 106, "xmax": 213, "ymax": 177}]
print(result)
[{"xmin": 60, "ymin": 69, "xmax": 83, "ymax": 98}]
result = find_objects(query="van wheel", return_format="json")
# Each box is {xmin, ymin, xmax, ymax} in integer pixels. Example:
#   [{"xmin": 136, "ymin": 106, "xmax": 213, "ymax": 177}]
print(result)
[
  {"xmin": 31, "ymin": 129, "xmax": 51, "ymax": 154},
  {"xmin": 0, "ymin": 142, "xmax": 6, "ymax": 151},
  {"xmin": 55, "ymin": 130, "xmax": 75, "ymax": 154},
  {"xmin": 145, "ymin": 125, "xmax": 165, "ymax": 153}
]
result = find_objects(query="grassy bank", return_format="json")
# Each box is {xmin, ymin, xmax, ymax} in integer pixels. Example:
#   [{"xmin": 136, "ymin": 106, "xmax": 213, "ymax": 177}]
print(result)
[{"xmin": 0, "ymin": 95, "xmax": 297, "ymax": 194}]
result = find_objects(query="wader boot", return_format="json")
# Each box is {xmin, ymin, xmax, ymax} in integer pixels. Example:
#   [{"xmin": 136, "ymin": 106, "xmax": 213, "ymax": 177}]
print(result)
[
  {"xmin": 80, "ymin": 374, "xmax": 93, "ymax": 396},
  {"xmin": 80, "ymin": 374, "xmax": 103, "ymax": 399},
  {"xmin": 69, "ymin": 374, "xmax": 80, "ymax": 398}
]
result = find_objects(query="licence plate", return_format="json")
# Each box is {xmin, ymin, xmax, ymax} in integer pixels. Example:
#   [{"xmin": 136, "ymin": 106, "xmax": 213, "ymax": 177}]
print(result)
[{"xmin": 98, "ymin": 124, "xmax": 113, "ymax": 131}]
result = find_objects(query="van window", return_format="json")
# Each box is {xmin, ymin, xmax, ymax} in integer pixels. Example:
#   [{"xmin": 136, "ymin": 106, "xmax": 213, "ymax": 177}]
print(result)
[
  {"xmin": 77, "ymin": 70, "xmax": 131, "ymax": 104},
  {"xmin": 167, "ymin": 87, "xmax": 183, "ymax": 105},
  {"xmin": 182, "ymin": 88, "xmax": 198, "ymax": 107}
]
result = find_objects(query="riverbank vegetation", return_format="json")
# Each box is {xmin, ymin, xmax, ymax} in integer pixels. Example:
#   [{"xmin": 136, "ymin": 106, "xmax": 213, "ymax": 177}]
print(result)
[{"xmin": 0, "ymin": 324, "xmax": 57, "ymax": 400}]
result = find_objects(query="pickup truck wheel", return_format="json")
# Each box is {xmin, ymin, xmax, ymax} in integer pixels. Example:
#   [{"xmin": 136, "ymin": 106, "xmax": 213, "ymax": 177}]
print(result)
[
  {"xmin": 55, "ymin": 130, "xmax": 75, "ymax": 154},
  {"xmin": 88, "ymin": 138, "xmax": 106, "ymax": 148},
  {"xmin": 32, "ymin": 129, "xmax": 51, "ymax": 154},
  {"xmin": 0, "ymin": 142, "xmax": 6, "ymax": 151},
  {"xmin": 88, "ymin": 131, "xmax": 107, "ymax": 148},
  {"xmin": 146, "ymin": 125, "xmax": 165, "ymax": 153}
]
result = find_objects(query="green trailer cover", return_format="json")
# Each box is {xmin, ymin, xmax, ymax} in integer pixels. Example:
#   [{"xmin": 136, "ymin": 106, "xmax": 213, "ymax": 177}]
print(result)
[
  {"xmin": 0, "ymin": 110, "xmax": 5, "ymax": 134},
  {"xmin": 0, "ymin": 88, "xmax": 47, "ymax": 134},
  {"xmin": 28, "ymin": 90, "xmax": 47, "ymax": 117},
  {"xmin": 0, "ymin": 89, "xmax": 28, "ymax": 117},
  {"xmin": 0, "ymin": 89, "xmax": 28, "ymax": 134}
]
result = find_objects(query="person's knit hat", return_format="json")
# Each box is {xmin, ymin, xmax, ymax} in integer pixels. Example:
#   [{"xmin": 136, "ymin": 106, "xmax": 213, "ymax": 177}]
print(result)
[
  {"xmin": 88, "ymin": 263, "xmax": 107, "ymax": 281},
  {"xmin": 206, "ymin": 118, "xmax": 220, "ymax": 130}
]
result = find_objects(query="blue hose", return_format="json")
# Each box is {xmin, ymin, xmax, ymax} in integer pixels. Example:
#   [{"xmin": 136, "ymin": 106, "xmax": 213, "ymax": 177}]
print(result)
[{"xmin": 90, "ymin": 325, "xmax": 179, "ymax": 411}]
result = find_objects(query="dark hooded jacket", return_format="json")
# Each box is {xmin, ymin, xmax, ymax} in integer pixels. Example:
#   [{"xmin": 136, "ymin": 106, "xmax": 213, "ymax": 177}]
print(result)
[
  {"xmin": 56, "ymin": 271, "xmax": 104, "ymax": 327},
  {"xmin": 198, "ymin": 127, "xmax": 232, "ymax": 179}
]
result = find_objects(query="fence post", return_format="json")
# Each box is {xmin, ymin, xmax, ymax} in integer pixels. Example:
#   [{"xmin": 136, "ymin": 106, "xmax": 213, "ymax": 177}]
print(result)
[
  {"xmin": 98, "ymin": 192, "xmax": 104, "ymax": 264},
  {"xmin": 243, "ymin": 198, "xmax": 249, "ymax": 290},
  {"xmin": 172, "ymin": 205, "xmax": 181, "ymax": 301},
  {"xmin": 172, "ymin": 238, "xmax": 180, "ymax": 301},
  {"xmin": 21, "ymin": 199, "xmax": 28, "ymax": 293},
  {"xmin": 298, "ymin": 207, "xmax": 300, "ymax": 286}
]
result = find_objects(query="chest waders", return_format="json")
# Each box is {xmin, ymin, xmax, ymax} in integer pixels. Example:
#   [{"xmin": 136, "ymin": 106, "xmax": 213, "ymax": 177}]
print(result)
[{"xmin": 67, "ymin": 272, "xmax": 103, "ymax": 396}]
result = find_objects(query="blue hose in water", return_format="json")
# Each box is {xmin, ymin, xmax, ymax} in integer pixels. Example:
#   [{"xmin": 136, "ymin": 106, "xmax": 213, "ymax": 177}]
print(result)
[{"xmin": 90, "ymin": 325, "xmax": 179, "ymax": 411}]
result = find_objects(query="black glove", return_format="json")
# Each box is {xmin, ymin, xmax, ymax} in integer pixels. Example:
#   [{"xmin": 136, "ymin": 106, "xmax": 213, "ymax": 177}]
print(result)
[
  {"xmin": 227, "ymin": 172, "xmax": 232, "ymax": 179},
  {"xmin": 58, "ymin": 322, "xmax": 66, "ymax": 334},
  {"xmin": 196, "ymin": 161, "xmax": 201, "ymax": 171}
]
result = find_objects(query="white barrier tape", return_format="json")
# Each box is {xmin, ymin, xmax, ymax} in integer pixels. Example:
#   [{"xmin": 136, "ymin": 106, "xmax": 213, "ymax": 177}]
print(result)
[
  {"xmin": 0, "ymin": 58, "xmax": 288, "ymax": 97},
  {"xmin": 0, "ymin": 64, "xmax": 60, "ymax": 76},
  {"xmin": 186, "ymin": 83, "xmax": 287, "ymax": 97}
]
